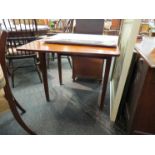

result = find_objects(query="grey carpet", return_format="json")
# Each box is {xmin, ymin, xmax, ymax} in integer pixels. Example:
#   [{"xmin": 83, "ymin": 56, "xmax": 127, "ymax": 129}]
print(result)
[{"xmin": 0, "ymin": 57, "xmax": 125, "ymax": 135}]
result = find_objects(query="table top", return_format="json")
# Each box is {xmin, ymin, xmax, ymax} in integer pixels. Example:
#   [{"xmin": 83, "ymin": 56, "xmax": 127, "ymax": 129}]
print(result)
[
  {"xmin": 17, "ymin": 35, "xmax": 120, "ymax": 58},
  {"xmin": 135, "ymin": 37, "xmax": 155, "ymax": 68}
]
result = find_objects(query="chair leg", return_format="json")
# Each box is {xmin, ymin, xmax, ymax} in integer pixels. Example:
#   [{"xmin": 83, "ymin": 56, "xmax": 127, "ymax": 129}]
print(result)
[
  {"xmin": 52, "ymin": 53, "xmax": 55, "ymax": 61},
  {"xmin": 46, "ymin": 53, "xmax": 55, "ymax": 67},
  {"xmin": 4, "ymin": 92, "xmax": 26, "ymax": 114},
  {"xmin": 67, "ymin": 56, "xmax": 72, "ymax": 68},
  {"xmin": 6, "ymin": 60, "xmax": 11, "ymax": 76},
  {"xmin": 46, "ymin": 53, "xmax": 50, "ymax": 68},
  {"xmin": 10, "ymin": 60, "xmax": 15, "ymax": 88},
  {"xmin": 8, "ymin": 97, "xmax": 36, "ymax": 134},
  {"xmin": 33, "ymin": 57, "xmax": 42, "ymax": 83},
  {"xmin": 6, "ymin": 66, "xmax": 11, "ymax": 76},
  {"xmin": 14, "ymin": 98, "xmax": 26, "ymax": 114},
  {"xmin": 5, "ymin": 92, "xmax": 35, "ymax": 135},
  {"xmin": 7, "ymin": 59, "xmax": 15, "ymax": 87},
  {"xmin": 11, "ymin": 72, "xmax": 15, "ymax": 88}
]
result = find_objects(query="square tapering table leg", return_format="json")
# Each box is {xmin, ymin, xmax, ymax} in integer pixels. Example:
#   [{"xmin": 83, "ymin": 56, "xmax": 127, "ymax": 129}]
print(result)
[
  {"xmin": 39, "ymin": 52, "xmax": 50, "ymax": 101},
  {"xmin": 57, "ymin": 54, "xmax": 63, "ymax": 85},
  {"xmin": 99, "ymin": 58, "xmax": 112, "ymax": 110}
]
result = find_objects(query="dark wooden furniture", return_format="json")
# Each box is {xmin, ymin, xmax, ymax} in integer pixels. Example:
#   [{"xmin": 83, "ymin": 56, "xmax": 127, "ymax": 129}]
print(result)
[
  {"xmin": 104, "ymin": 19, "xmax": 122, "ymax": 36},
  {"xmin": 2, "ymin": 19, "xmax": 42, "ymax": 87},
  {"xmin": 72, "ymin": 19, "xmax": 104, "ymax": 81},
  {"xmin": 17, "ymin": 34, "xmax": 120, "ymax": 111},
  {"xmin": 0, "ymin": 31, "xmax": 35, "ymax": 134},
  {"xmin": 111, "ymin": 19, "xmax": 121, "ymax": 30},
  {"xmin": 124, "ymin": 37, "xmax": 155, "ymax": 134}
]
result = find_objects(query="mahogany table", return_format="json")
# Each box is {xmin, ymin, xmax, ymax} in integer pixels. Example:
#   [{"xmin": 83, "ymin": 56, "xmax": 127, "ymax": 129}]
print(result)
[{"xmin": 17, "ymin": 35, "xmax": 119, "ymax": 110}]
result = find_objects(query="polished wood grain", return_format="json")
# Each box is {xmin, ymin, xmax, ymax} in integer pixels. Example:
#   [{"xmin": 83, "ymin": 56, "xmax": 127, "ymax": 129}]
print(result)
[
  {"xmin": 123, "ymin": 38, "xmax": 155, "ymax": 134},
  {"xmin": 72, "ymin": 57, "xmax": 104, "ymax": 81},
  {"xmin": 17, "ymin": 36, "xmax": 119, "ymax": 110},
  {"xmin": 125, "ymin": 54, "xmax": 155, "ymax": 134},
  {"xmin": 17, "ymin": 40, "xmax": 119, "ymax": 57}
]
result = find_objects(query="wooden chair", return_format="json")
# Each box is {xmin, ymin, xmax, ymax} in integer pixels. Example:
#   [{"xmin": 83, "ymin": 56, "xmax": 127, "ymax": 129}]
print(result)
[
  {"xmin": 0, "ymin": 31, "xmax": 35, "ymax": 134},
  {"xmin": 62, "ymin": 19, "xmax": 74, "ymax": 68},
  {"xmin": 64, "ymin": 19, "xmax": 74, "ymax": 33},
  {"xmin": 47, "ymin": 19, "xmax": 74, "ymax": 85},
  {"xmin": 46, "ymin": 19, "xmax": 73, "ymax": 68},
  {"xmin": 56, "ymin": 19, "xmax": 74, "ymax": 85},
  {"xmin": 1, "ymin": 19, "xmax": 42, "ymax": 87}
]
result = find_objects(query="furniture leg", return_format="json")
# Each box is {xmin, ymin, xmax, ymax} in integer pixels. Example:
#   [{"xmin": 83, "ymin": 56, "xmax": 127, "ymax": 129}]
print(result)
[
  {"xmin": 99, "ymin": 58, "xmax": 112, "ymax": 110},
  {"xmin": 57, "ymin": 54, "xmax": 63, "ymax": 85},
  {"xmin": 4, "ymin": 69, "xmax": 33, "ymax": 133},
  {"xmin": 39, "ymin": 52, "xmax": 50, "ymax": 101},
  {"xmin": 10, "ymin": 60, "xmax": 15, "ymax": 88},
  {"xmin": 46, "ymin": 53, "xmax": 50, "ymax": 68},
  {"xmin": 6, "ymin": 60, "xmax": 11, "ymax": 76},
  {"xmin": 6, "ymin": 66, "xmax": 11, "ymax": 76},
  {"xmin": 4, "ymin": 92, "xmax": 26, "ymax": 114},
  {"xmin": 67, "ymin": 56, "xmax": 72, "ymax": 68},
  {"xmin": 33, "ymin": 57, "xmax": 42, "ymax": 83},
  {"xmin": 11, "ymin": 72, "xmax": 14, "ymax": 88},
  {"xmin": 72, "ymin": 56, "xmax": 76, "ymax": 82},
  {"xmin": 14, "ymin": 97, "xmax": 26, "ymax": 114},
  {"xmin": 52, "ymin": 53, "xmax": 55, "ymax": 61},
  {"xmin": 4, "ymin": 88, "xmax": 36, "ymax": 134},
  {"xmin": 0, "ymin": 31, "xmax": 35, "ymax": 134}
]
